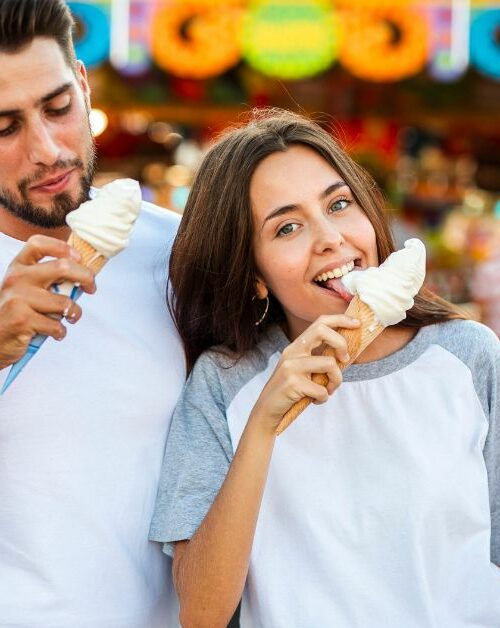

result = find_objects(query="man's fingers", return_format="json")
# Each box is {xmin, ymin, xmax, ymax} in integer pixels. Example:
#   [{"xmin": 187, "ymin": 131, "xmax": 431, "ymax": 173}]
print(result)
[
  {"xmin": 25, "ymin": 258, "xmax": 96, "ymax": 293},
  {"xmin": 13, "ymin": 234, "xmax": 81, "ymax": 266},
  {"xmin": 30, "ymin": 312, "xmax": 67, "ymax": 341},
  {"xmin": 27, "ymin": 289, "xmax": 82, "ymax": 323}
]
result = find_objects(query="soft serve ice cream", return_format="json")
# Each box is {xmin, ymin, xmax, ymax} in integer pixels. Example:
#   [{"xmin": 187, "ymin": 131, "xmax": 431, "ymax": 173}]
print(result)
[
  {"xmin": 341, "ymin": 238, "xmax": 426, "ymax": 327},
  {"xmin": 65, "ymin": 178, "xmax": 141, "ymax": 258}
]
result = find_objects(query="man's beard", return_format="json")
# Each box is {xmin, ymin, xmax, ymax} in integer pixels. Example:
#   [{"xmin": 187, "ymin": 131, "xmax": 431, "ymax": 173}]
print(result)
[{"xmin": 0, "ymin": 141, "xmax": 97, "ymax": 229}]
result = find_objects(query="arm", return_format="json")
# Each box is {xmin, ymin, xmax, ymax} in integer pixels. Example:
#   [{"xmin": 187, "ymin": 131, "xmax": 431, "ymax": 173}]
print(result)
[
  {"xmin": 0, "ymin": 235, "xmax": 95, "ymax": 370},
  {"xmin": 172, "ymin": 314, "xmax": 360, "ymax": 628},
  {"xmin": 173, "ymin": 415, "xmax": 274, "ymax": 628}
]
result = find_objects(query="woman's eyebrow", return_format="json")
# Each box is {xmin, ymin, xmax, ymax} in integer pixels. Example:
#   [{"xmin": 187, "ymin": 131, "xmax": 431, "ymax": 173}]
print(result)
[
  {"xmin": 262, "ymin": 180, "xmax": 347, "ymax": 229},
  {"xmin": 320, "ymin": 181, "xmax": 348, "ymax": 199}
]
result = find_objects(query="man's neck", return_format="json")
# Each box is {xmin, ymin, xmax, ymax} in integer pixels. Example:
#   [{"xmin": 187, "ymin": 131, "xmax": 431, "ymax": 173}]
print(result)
[{"xmin": 0, "ymin": 206, "xmax": 70, "ymax": 242}]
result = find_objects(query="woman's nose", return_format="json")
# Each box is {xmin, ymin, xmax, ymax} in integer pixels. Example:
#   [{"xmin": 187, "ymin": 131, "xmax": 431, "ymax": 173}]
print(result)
[{"xmin": 311, "ymin": 220, "xmax": 344, "ymax": 255}]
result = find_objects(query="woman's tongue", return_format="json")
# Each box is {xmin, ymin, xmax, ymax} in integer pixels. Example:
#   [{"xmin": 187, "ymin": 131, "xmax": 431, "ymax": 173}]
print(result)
[{"xmin": 320, "ymin": 278, "xmax": 353, "ymax": 303}]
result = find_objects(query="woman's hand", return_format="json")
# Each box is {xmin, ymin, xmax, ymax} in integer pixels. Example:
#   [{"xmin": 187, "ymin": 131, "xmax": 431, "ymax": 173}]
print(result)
[{"xmin": 251, "ymin": 314, "xmax": 360, "ymax": 433}]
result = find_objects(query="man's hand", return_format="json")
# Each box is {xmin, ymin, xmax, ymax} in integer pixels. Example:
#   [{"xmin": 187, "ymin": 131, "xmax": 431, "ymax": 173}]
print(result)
[{"xmin": 0, "ymin": 235, "xmax": 96, "ymax": 370}]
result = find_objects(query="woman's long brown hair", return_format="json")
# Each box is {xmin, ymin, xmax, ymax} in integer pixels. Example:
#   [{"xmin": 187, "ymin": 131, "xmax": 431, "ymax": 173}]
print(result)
[{"xmin": 169, "ymin": 108, "xmax": 466, "ymax": 373}]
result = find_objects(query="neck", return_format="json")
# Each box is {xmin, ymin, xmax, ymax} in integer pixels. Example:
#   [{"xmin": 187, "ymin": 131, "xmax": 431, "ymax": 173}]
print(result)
[{"xmin": 0, "ymin": 206, "xmax": 70, "ymax": 242}]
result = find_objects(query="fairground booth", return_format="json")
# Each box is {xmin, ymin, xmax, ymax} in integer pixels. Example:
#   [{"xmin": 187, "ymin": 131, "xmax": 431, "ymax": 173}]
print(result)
[{"xmin": 73, "ymin": 0, "xmax": 500, "ymax": 332}]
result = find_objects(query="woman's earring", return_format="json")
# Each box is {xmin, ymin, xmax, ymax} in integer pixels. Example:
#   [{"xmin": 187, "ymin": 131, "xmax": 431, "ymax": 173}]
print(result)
[{"xmin": 252, "ymin": 294, "xmax": 269, "ymax": 326}]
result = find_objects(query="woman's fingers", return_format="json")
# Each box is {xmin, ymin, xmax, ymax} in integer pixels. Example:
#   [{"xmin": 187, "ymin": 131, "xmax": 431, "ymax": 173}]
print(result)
[
  {"xmin": 300, "ymin": 379, "xmax": 330, "ymax": 405},
  {"xmin": 324, "ymin": 359, "xmax": 343, "ymax": 394},
  {"xmin": 284, "ymin": 314, "xmax": 360, "ymax": 362},
  {"xmin": 282, "ymin": 355, "xmax": 343, "ymax": 400}
]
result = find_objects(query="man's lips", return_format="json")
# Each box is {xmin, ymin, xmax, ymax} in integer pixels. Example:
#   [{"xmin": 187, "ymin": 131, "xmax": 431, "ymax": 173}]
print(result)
[{"xmin": 30, "ymin": 169, "xmax": 75, "ymax": 194}]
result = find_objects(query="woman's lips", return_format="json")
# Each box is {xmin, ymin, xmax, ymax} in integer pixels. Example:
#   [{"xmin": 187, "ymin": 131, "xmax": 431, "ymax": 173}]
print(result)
[{"xmin": 30, "ymin": 170, "xmax": 74, "ymax": 195}]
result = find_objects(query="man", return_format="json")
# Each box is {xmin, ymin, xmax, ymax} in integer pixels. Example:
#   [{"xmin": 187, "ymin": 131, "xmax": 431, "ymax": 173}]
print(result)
[{"xmin": 0, "ymin": 1, "xmax": 185, "ymax": 626}]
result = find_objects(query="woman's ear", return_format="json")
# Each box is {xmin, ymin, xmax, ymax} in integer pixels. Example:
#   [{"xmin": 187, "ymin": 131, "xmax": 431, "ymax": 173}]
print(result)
[{"xmin": 255, "ymin": 279, "xmax": 268, "ymax": 300}]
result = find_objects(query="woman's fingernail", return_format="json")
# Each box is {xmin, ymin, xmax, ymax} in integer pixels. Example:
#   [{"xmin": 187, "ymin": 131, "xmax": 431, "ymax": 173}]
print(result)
[
  {"xmin": 69, "ymin": 249, "xmax": 81, "ymax": 261},
  {"xmin": 341, "ymin": 354, "xmax": 350, "ymax": 363}
]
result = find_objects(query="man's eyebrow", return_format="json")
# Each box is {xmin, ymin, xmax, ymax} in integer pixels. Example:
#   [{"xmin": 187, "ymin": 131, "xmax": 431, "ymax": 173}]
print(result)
[
  {"xmin": 0, "ymin": 82, "xmax": 73, "ymax": 118},
  {"xmin": 39, "ymin": 82, "xmax": 73, "ymax": 105},
  {"xmin": 261, "ymin": 180, "xmax": 348, "ymax": 228}
]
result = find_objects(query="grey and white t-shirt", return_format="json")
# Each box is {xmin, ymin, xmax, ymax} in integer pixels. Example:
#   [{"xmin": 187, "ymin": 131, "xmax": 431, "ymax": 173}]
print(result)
[{"xmin": 151, "ymin": 319, "xmax": 500, "ymax": 628}]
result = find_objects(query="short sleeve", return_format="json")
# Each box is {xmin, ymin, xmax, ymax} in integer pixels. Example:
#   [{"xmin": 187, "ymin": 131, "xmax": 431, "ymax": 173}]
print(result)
[{"xmin": 149, "ymin": 352, "xmax": 234, "ymax": 556}]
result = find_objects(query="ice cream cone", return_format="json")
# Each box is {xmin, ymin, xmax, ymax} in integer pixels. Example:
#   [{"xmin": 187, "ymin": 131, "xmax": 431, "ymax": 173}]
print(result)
[
  {"xmin": 67, "ymin": 232, "xmax": 108, "ymax": 275},
  {"xmin": 275, "ymin": 297, "xmax": 384, "ymax": 435},
  {"xmin": 1, "ymin": 178, "xmax": 142, "ymax": 394},
  {"xmin": 1, "ymin": 234, "xmax": 108, "ymax": 395}
]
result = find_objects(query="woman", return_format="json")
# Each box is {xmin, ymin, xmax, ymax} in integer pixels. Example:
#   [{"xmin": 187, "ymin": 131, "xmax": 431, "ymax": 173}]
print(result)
[{"xmin": 150, "ymin": 109, "xmax": 500, "ymax": 628}]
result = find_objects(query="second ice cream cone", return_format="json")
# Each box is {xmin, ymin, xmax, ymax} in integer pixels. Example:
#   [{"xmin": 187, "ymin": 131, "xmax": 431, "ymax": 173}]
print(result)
[
  {"xmin": 275, "ymin": 297, "xmax": 384, "ymax": 435},
  {"xmin": 67, "ymin": 232, "xmax": 108, "ymax": 275}
]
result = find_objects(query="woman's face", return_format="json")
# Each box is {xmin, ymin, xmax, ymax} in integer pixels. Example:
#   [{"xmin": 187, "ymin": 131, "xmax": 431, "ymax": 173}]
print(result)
[{"xmin": 251, "ymin": 144, "xmax": 378, "ymax": 340}]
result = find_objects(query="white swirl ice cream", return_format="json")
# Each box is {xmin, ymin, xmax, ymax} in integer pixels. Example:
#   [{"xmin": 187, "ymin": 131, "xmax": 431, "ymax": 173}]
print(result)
[
  {"xmin": 341, "ymin": 238, "xmax": 426, "ymax": 326},
  {"xmin": 65, "ymin": 178, "xmax": 142, "ymax": 258}
]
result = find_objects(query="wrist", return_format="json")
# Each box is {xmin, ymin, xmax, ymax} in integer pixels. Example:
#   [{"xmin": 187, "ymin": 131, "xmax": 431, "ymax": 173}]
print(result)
[{"xmin": 247, "ymin": 407, "xmax": 279, "ymax": 442}]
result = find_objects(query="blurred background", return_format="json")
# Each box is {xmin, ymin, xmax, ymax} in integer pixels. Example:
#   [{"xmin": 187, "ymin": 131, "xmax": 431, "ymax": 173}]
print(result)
[{"xmin": 73, "ymin": 0, "xmax": 499, "ymax": 334}]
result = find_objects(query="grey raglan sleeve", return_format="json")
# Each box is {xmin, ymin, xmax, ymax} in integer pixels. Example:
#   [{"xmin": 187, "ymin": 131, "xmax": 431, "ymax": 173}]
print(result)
[
  {"xmin": 479, "ymin": 328, "xmax": 500, "ymax": 566},
  {"xmin": 149, "ymin": 352, "xmax": 234, "ymax": 557},
  {"xmin": 437, "ymin": 320, "xmax": 500, "ymax": 565}
]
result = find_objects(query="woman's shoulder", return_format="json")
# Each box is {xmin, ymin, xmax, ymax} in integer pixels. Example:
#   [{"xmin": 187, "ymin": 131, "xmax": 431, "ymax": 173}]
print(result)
[
  {"xmin": 189, "ymin": 325, "xmax": 289, "ymax": 402},
  {"xmin": 421, "ymin": 318, "xmax": 499, "ymax": 375},
  {"xmin": 426, "ymin": 318, "xmax": 498, "ymax": 351}
]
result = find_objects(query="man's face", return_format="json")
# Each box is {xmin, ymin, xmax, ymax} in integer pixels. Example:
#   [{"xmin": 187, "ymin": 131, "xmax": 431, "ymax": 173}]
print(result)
[{"xmin": 0, "ymin": 37, "xmax": 96, "ymax": 229}]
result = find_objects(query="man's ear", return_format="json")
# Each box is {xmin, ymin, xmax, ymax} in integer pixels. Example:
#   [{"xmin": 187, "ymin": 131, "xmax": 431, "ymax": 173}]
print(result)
[{"xmin": 76, "ymin": 60, "xmax": 91, "ymax": 111}]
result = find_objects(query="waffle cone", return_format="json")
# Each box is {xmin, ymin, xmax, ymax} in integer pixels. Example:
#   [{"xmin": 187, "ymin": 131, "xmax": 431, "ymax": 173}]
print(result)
[
  {"xmin": 67, "ymin": 232, "xmax": 108, "ymax": 275},
  {"xmin": 276, "ymin": 297, "xmax": 384, "ymax": 435}
]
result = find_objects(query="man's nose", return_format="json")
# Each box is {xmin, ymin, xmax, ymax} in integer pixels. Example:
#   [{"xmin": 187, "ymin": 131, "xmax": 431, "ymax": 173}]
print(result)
[{"xmin": 26, "ymin": 119, "xmax": 61, "ymax": 166}]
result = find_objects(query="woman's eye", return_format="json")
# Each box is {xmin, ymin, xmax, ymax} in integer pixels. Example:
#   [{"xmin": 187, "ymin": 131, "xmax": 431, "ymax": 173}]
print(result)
[
  {"xmin": 277, "ymin": 223, "xmax": 299, "ymax": 237},
  {"xmin": 329, "ymin": 198, "xmax": 350, "ymax": 212}
]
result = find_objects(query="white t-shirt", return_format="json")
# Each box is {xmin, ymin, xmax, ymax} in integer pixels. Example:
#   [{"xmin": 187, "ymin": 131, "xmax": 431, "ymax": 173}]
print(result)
[
  {"xmin": 151, "ymin": 320, "xmax": 500, "ymax": 627},
  {"xmin": 0, "ymin": 201, "xmax": 185, "ymax": 627}
]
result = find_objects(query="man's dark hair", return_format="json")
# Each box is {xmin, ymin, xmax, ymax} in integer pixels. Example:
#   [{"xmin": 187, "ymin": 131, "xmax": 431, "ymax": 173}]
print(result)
[{"xmin": 0, "ymin": 0, "xmax": 76, "ymax": 67}]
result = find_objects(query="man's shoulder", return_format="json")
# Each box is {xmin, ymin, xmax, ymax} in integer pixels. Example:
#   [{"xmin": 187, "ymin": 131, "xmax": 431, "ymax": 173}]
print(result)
[
  {"xmin": 138, "ymin": 200, "xmax": 181, "ymax": 235},
  {"xmin": 131, "ymin": 201, "xmax": 180, "ymax": 255}
]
